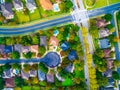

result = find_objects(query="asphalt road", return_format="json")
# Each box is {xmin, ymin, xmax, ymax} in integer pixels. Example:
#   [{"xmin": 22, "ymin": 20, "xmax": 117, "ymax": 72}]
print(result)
[
  {"xmin": 0, "ymin": 3, "xmax": 120, "ymax": 36},
  {"xmin": 0, "ymin": 15, "xmax": 72, "ymax": 35}
]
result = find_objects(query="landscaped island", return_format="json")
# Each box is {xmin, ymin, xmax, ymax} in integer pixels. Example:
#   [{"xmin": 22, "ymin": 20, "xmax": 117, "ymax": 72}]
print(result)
[{"xmin": 0, "ymin": 24, "xmax": 86, "ymax": 90}]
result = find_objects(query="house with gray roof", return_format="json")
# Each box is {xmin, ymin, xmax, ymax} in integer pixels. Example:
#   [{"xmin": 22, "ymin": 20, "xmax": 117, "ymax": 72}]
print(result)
[
  {"xmin": 29, "ymin": 70, "xmax": 37, "ymax": 77},
  {"xmin": 13, "ymin": 0, "xmax": 23, "ymax": 11},
  {"xmin": 0, "ymin": 45, "xmax": 5, "ymax": 54},
  {"xmin": 46, "ymin": 73, "xmax": 54, "ymax": 83},
  {"xmin": 40, "ymin": 36, "xmax": 47, "ymax": 46},
  {"xmin": 14, "ymin": 44, "xmax": 22, "ymax": 53},
  {"xmin": 0, "ymin": 3, "xmax": 14, "ymax": 19},
  {"xmin": 3, "ymin": 69, "xmax": 14, "ymax": 78},
  {"xmin": 21, "ymin": 70, "xmax": 29, "ymax": 80},
  {"xmin": 38, "ymin": 69, "xmax": 46, "ymax": 81},
  {"xmin": 25, "ymin": 0, "xmax": 36, "ymax": 13}
]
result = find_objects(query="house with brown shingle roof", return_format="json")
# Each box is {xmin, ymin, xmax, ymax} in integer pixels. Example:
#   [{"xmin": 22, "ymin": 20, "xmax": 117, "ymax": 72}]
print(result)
[
  {"xmin": 5, "ymin": 78, "xmax": 15, "ymax": 88},
  {"xmin": 30, "ymin": 45, "xmax": 38, "ymax": 54},
  {"xmin": 39, "ymin": 0, "xmax": 53, "ymax": 10}
]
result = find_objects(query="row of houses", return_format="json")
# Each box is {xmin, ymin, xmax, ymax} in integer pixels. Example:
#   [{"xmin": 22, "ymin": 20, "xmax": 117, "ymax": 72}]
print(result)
[
  {"xmin": 0, "ymin": 0, "xmax": 61, "ymax": 19},
  {"xmin": 96, "ymin": 19, "xmax": 116, "ymax": 89},
  {"xmin": 0, "ymin": 36, "xmax": 47, "ymax": 59}
]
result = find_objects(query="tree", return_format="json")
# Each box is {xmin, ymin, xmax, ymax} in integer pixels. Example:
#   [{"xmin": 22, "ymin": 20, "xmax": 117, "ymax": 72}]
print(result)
[
  {"xmin": 89, "ymin": 26, "xmax": 98, "ymax": 38},
  {"xmin": 106, "ymin": 24, "xmax": 114, "ymax": 30},
  {"xmin": 64, "ymin": 0, "xmax": 73, "ymax": 11},
  {"xmin": 31, "ymin": 64, "xmax": 38, "ymax": 70},
  {"xmin": 117, "ymin": 11, "xmax": 120, "ymax": 20},
  {"xmin": 32, "ymin": 35, "xmax": 39, "ymax": 44},
  {"xmin": 11, "ymin": 63, "xmax": 21, "ymax": 70},
  {"xmin": 38, "ymin": 63, "xmax": 48, "ymax": 74},
  {"xmin": 38, "ymin": 46, "xmax": 46, "ymax": 56},
  {"xmin": 23, "ymin": 64, "xmax": 31, "ymax": 73},
  {"xmin": 31, "ymin": 77, "xmax": 39, "ymax": 85},
  {"xmin": 0, "ymin": 77, "xmax": 4, "ymax": 90},
  {"xmin": 102, "ymin": 14, "xmax": 112, "ymax": 22},
  {"xmin": 113, "ymin": 60, "xmax": 120, "ymax": 67},
  {"xmin": 20, "ymin": 36, "xmax": 32, "ymax": 46},
  {"xmin": 2, "ymin": 63, "xmax": 11, "ymax": 71},
  {"xmin": 110, "ymin": 51, "xmax": 114, "ymax": 58},
  {"xmin": 14, "ymin": 87, "xmax": 21, "ymax": 90},
  {"xmin": 14, "ymin": 77, "xmax": 24, "ymax": 87},
  {"xmin": 94, "ymin": 49, "xmax": 104, "ymax": 58},
  {"xmin": 23, "ymin": 51, "xmax": 33, "ymax": 59},
  {"xmin": 0, "ymin": 37, "xmax": 6, "ymax": 44},
  {"xmin": 112, "ymin": 71, "xmax": 119, "ymax": 80},
  {"xmin": 11, "ymin": 51, "xmax": 20, "ymax": 59}
]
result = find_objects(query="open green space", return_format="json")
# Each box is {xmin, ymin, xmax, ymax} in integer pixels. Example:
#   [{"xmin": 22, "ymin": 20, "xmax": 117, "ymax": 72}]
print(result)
[
  {"xmin": 15, "ymin": 11, "xmax": 30, "ymax": 24},
  {"xmin": 109, "ymin": 0, "xmax": 120, "ymax": 5},
  {"xmin": 62, "ymin": 78, "xmax": 73, "ymax": 86},
  {"xmin": 85, "ymin": 0, "xmax": 120, "ymax": 10},
  {"xmin": 29, "ymin": 9, "xmax": 41, "ymax": 21},
  {"xmin": 22, "ymin": 86, "xmax": 31, "ymax": 90}
]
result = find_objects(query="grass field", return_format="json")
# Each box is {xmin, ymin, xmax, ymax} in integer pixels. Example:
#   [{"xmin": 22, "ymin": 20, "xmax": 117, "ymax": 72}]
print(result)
[
  {"xmin": 22, "ymin": 86, "xmax": 31, "ymax": 90},
  {"xmin": 29, "ymin": 9, "xmax": 41, "ymax": 21},
  {"xmin": 15, "ymin": 11, "xmax": 30, "ymax": 24},
  {"xmin": 109, "ymin": 0, "xmax": 120, "ymax": 5},
  {"xmin": 85, "ymin": 0, "xmax": 120, "ymax": 10}
]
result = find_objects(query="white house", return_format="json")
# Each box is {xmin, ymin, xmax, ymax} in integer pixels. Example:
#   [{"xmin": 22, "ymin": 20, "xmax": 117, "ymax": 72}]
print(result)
[{"xmin": 13, "ymin": 0, "xmax": 23, "ymax": 11}]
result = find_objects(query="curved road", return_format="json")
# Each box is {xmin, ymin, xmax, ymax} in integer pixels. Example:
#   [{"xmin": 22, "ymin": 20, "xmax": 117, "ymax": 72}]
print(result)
[
  {"xmin": 0, "ymin": 3, "xmax": 120, "ymax": 36},
  {"xmin": 0, "ymin": 16, "xmax": 73, "ymax": 35}
]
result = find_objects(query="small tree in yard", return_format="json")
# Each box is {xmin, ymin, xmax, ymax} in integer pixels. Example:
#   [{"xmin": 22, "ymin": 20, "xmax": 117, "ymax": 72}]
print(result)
[
  {"xmin": 11, "ymin": 51, "xmax": 20, "ymax": 59},
  {"xmin": 38, "ymin": 46, "xmax": 46, "ymax": 56},
  {"xmin": 106, "ymin": 24, "xmax": 114, "ymax": 30},
  {"xmin": 23, "ymin": 51, "xmax": 33, "ymax": 59},
  {"xmin": 38, "ymin": 63, "xmax": 48, "ymax": 74},
  {"xmin": 112, "ymin": 71, "xmax": 119, "ymax": 80},
  {"xmin": 102, "ymin": 14, "xmax": 112, "ymax": 22}
]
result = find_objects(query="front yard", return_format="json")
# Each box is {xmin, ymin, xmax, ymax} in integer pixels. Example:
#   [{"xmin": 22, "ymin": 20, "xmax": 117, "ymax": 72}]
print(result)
[
  {"xmin": 29, "ymin": 9, "xmax": 41, "ymax": 21},
  {"xmin": 15, "ymin": 11, "xmax": 30, "ymax": 24}
]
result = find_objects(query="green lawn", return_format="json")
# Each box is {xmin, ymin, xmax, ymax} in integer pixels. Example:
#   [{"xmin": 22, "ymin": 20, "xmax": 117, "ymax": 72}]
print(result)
[
  {"xmin": 15, "ymin": 11, "xmax": 30, "ymax": 24},
  {"xmin": 62, "ymin": 78, "xmax": 73, "ymax": 86},
  {"xmin": 29, "ymin": 9, "xmax": 41, "ymax": 21},
  {"xmin": 32, "ymin": 86, "xmax": 40, "ymax": 90},
  {"xmin": 109, "ymin": 0, "xmax": 120, "ymax": 5},
  {"xmin": 93, "ymin": 38, "xmax": 99, "ymax": 49},
  {"xmin": 88, "ymin": 0, "xmax": 108, "ymax": 10},
  {"xmin": 22, "ymin": 86, "xmax": 31, "ymax": 90}
]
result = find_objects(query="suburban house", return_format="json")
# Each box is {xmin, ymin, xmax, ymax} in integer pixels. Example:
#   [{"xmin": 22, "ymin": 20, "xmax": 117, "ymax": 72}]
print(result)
[
  {"xmin": 103, "ymin": 69, "xmax": 112, "ymax": 78},
  {"xmin": 3, "ymin": 69, "xmax": 14, "ymax": 78},
  {"xmin": 38, "ymin": 69, "xmax": 46, "ymax": 81},
  {"xmin": 40, "ymin": 36, "xmax": 47, "ymax": 46},
  {"xmin": 0, "ymin": 3, "xmax": 14, "ymax": 19},
  {"xmin": 0, "ymin": 45, "xmax": 5, "ymax": 54},
  {"xmin": 107, "ymin": 60, "xmax": 113, "ymax": 69},
  {"xmin": 65, "ymin": 63, "xmax": 74, "ymax": 73},
  {"xmin": 49, "ymin": 36, "xmax": 59, "ymax": 50},
  {"xmin": 39, "ymin": 0, "xmax": 53, "ymax": 10},
  {"xmin": 68, "ymin": 50, "xmax": 77, "ymax": 60},
  {"xmin": 25, "ymin": 0, "xmax": 36, "ymax": 13},
  {"xmin": 96, "ymin": 19, "xmax": 107, "ymax": 28},
  {"xmin": 103, "ymin": 49, "xmax": 111, "ymax": 58},
  {"xmin": 30, "ymin": 45, "xmax": 38, "ymax": 55},
  {"xmin": 21, "ymin": 70, "xmax": 29, "ymax": 80},
  {"xmin": 60, "ymin": 41, "xmax": 69, "ymax": 51},
  {"xmin": 14, "ymin": 44, "xmax": 22, "ymax": 53},
  {"xmin": 22, "ymin": 46, "xmax": 30, "ymax": 53},
  {"xmin": 99, "ymin": 29, "xmax": 109, "ymax": 38},
  {"xmin": 5, "ymin": 78, "xmax": 15, "ymax": 88},
  {"xmin": 99, "ymin": 39, "xmax": 110, "ymax": 49},
  {"xmin": 4, "ymin": 46, "xmax": 13, "ymax": 54},
  {"xmin": 29, "ymin": 70, "xmax": 37, "ymax": 77},
  {"xmin": 13, "ymin": 0, "xmax": 23, "ymax": 11},
  {"xmin": 3, "ymin": 88, "xmax": 14, "ymax": 90},
  {"xmin": 46, "ymin": 73, "xmax": 54, "ymax": 83}
]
